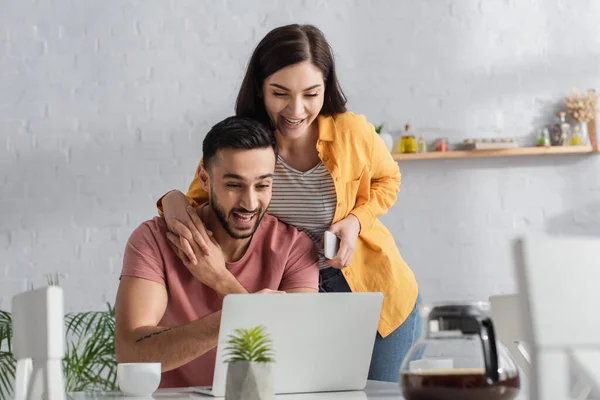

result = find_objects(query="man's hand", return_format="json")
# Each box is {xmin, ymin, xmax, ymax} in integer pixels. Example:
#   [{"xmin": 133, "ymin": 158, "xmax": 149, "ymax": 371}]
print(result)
[{"xmin": 167, "ymin": 206, "xmax": 227, "ymax": 289}]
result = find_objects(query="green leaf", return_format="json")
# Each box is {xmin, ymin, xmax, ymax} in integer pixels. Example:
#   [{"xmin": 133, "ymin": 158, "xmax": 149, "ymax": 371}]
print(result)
[
  {"xmin": 223, "ymin": 325, "xmax": 275, "ymax": 363},
  {"xmin": 0, "ymin": 352, "xmax": 16, "ymax": 400},
  {"xmin": 0, "ymin": 311, "xmax": 12, "ymax": 353},
  {"xmin": 61, "ymin": 304, "xmax": 117, "ymax": 392},
  {"xmin": 0, "ymin": 310, "xmax": 14, "ymax": 400},
  {"xmin": 46, "ymin": 273, "xmax": 61, "ymax": 287}
]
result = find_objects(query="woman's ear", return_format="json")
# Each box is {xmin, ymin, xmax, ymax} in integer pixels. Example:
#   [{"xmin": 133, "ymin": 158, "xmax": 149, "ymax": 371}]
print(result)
[{"xmin": 198, "ymin": 164, "xmax": 210, "ymax": 192}]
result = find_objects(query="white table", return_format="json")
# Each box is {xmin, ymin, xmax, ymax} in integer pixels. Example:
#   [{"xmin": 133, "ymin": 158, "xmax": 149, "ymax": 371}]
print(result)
[
  {"xmin": 69, "ymin": 380, "xmax": 529, "ymax": 400},
  {"xmin": 68, "ymin": 381, "xmax": 400, "ymax": 399}
]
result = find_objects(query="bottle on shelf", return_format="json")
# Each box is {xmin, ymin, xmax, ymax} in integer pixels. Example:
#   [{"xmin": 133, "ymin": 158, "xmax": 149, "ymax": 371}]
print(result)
[
  {"xmin": 551, "ymin": 112, "xmax": 571, "ymax": 146},
  {"xmin": 417, "ymin": 135, "xmax": 428, "ymax": 153},
  {"xmin": 401, "ymin": 124, "xmax": 417, "ymax": 153}
]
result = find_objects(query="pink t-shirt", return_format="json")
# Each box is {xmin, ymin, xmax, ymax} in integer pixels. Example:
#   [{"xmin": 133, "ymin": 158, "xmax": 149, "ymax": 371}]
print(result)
[{"xmin": 121, "ymin": 213, "xmax": 319, "ymax": 388}]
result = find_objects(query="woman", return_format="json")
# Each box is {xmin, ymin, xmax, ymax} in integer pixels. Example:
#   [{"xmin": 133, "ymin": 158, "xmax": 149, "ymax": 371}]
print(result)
[{"xmin": 158, "ymin": 24, "xmax": 421, "ymax": 382}]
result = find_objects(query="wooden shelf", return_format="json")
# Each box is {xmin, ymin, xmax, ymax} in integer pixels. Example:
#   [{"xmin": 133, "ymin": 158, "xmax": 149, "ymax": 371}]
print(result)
[{"xmin": 392, "ymin": 145, "xmax": 598, "ymax": 161}]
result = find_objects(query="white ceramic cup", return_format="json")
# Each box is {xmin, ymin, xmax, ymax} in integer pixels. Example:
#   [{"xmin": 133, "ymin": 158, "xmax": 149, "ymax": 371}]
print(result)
[{"xmin": 117, "ymin": 362, "xmax": 161, "ymax": 397}]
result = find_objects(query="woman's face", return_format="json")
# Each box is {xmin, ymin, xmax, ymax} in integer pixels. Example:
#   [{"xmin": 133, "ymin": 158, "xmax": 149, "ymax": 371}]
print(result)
[{"xmin": 262, "ymin": 61, "xmax": 325, "ymax": 140}]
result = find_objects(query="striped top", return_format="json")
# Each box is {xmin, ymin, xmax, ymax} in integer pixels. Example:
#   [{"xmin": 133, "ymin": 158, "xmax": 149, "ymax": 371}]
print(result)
[{"xmin": 267, "ymin": 156, "xmax": 337, "ymax": 269}]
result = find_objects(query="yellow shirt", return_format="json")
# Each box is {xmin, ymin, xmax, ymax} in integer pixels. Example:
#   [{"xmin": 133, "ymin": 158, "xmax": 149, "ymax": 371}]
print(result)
[{"xmin": 158, "ymin": 112, "xmax": 418, "ymax": 337}]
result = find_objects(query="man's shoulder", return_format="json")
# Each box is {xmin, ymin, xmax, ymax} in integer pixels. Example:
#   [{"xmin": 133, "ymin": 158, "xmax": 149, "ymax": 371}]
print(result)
[{"xmin": 128, "ymin": 217, "xmax": 169, "ymax": 246}]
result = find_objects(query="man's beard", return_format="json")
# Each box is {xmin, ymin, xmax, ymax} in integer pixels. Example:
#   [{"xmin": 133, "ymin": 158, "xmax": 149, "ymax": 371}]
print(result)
[{"xmin": 210, "ymin": 188, "xmax": 266, "ymax": 239}]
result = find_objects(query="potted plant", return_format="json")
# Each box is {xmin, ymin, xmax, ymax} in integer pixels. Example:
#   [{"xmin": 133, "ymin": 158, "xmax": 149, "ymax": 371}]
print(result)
[
  {"xmin": 375, "ymin": 123, "xmax": 394, "ymax": 152},
  {"xmin": 223, "ymin": 325, "xmax": 275, "ymax": 400},
  {"xmin": 564, "ymin": 88, "xmax": 598, "ymax": 146}
]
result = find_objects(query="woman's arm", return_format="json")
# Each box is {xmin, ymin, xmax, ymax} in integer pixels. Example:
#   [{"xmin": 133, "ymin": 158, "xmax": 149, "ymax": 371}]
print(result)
[
  {"xmin": 325, "ymin": 117, "xmax": 400, "ymax": 269},
  {"xmin": 349, "ymin": 122, "xmax": 401, "ymax": 232},
  {"xmin": 156, "ymin": 160, "xmax": 212, "ymax": 263},
  {"xmin": 156, "ymin": 160, "xmax": 208, "ymax": 216}
]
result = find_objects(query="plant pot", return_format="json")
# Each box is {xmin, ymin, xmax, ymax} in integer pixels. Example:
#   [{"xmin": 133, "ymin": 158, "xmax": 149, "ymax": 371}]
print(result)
[
  {"xmin": 379, "ymin": 133, "xmax": 394, "ymax": 152},
  {"xmin": 225, "ymin": 362, "xmax": 274, "ymax": 400}
]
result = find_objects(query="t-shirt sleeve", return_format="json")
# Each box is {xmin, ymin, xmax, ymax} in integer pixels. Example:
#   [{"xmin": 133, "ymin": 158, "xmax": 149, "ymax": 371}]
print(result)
[
  {"xmin": 121, "ymin": 222, "xmax": 166, "ymax": 286},
  {"xmin": 279, "ymin": 232, "xmax": 319, "ymax": 291}
]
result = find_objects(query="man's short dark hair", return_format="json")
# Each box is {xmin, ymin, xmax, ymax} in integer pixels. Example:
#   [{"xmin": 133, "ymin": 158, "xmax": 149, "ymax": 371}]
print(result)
[{"xmin": 202, "ymin": 116, "xmax": 277, "ymax": 170}]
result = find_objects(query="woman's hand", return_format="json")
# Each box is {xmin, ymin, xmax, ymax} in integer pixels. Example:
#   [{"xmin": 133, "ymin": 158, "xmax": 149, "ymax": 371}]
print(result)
[
  {"xmin": 324, "ymin": 214, "xmax": 361, "ymax": 269},
  {"xmin": 167, "ymin": 207, "xmax": 224, "ymax": 288},
  {"xmin": 163, "ymin": 190, "xmax": 210, "ymax": 264}
]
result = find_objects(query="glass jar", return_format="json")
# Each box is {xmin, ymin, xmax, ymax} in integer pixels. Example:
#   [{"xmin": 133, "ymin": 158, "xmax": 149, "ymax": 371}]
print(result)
[
  {"xmin": 402, "ymin": 135, "xmax": 417, "ymax": 153},
  {"xmin": 551, "ymin": 112, "xmax": 571, "ymax": 146},
  {"xmin": 435, "ymin": 138, "xmax": 448, "ymax": 152},
  {"xmin": 393, "ymin": 134, "xmax": 404, "ymax": 153},
  {"xmin": 417, "ymin": 135, "xmax": 428, "ymax": 153},
  {"xmin": 571, "ymin": 121, "xmax": 588, "ymax": 145},
  {"xmin": 537, "ymin": 128, "xmax": 551, "ymax": 147},
  {"xmin": 400, "ymin": 302, "xmax": 520, "ymax": 400}
]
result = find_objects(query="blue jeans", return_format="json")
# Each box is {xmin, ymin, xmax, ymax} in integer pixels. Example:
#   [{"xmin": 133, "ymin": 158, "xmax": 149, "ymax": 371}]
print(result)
[{"xmin": 319, "ymin": 267, "xmax": 423, "ymax": 383}]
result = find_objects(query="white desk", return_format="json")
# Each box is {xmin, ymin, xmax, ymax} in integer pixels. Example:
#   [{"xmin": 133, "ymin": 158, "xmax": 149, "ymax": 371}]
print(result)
[
  {"xmin": 69, "ymin": 380, "xmax": 529, "ymax": 400},
  {"xmin": 68, "ymin": 381, "xmax": 400, "ymax": 400}
]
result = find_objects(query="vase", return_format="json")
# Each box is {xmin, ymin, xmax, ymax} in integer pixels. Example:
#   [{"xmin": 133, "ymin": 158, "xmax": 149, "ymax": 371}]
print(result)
[
  {"xmin": 587, "ymin": 118, "xmax": 598, "ymax": 149},
  {"xmin": 378, "ymin": 132, "xmax": 394, "ymax": 152},
  {"xmin": 579, "ymin": 121, "xmax": 589, "ymax": 145},
  {"xmin": 225, "ymin": 362, "xmax": 274, "ymax": 400}
]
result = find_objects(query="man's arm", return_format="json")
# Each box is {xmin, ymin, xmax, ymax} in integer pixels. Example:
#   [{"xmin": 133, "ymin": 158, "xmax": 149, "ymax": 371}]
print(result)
[
  {"xmin": 285, "ymin": 288, "xmax": 317, "ymax": 293},
  {"xmin": 115, "ymin": 276, "xmax": 221, "ymax": 372}
]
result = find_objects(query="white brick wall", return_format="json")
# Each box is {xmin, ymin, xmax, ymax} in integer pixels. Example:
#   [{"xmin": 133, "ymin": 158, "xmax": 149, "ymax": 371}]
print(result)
[{"xmin": 1, "ymin": 0, "xmax": 600, "ymax": 311}]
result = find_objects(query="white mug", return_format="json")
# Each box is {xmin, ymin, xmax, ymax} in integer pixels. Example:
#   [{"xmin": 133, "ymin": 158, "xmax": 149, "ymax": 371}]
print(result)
[{"xmin": 117, "ymin": 362, "xmax": 161, "ymax": 397}]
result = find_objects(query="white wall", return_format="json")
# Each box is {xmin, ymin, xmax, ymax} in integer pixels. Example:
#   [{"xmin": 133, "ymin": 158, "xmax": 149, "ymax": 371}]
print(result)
[{"xmin": 1, "ymin": 0, "xmax": 600, "ymax": 311}]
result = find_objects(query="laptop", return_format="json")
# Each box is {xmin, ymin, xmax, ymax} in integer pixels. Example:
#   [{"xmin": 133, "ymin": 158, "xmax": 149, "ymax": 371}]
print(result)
[{"xmin": 191, "ymin": 292, "xmax": 383, "ymax": 397}]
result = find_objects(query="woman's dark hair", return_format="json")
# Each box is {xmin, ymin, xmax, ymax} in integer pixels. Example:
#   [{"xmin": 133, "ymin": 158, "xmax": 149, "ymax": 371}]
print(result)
[
  {"xmin": 235, "ymin": 24, "xmax": 347, "ymax": 127},
  {"xmin": 202, "ymin": 116, "xmax": 277, "ymax": 171}
]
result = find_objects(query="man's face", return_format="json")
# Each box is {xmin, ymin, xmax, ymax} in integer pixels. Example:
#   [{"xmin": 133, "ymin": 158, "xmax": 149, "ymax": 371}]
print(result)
[{"xmin": 203, "ymin": 147, "xmax": 275, "ymax": 239}]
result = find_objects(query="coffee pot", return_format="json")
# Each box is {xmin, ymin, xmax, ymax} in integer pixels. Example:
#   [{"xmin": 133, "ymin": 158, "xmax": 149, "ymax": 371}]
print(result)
[{"xmin": 399, "ymin": 302, "xmax": 521, "ymax": 400}]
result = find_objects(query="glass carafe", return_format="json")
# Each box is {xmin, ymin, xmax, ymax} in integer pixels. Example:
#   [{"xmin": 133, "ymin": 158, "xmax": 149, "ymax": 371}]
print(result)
[
  {"xmin": 551, "ymin": 111, "xmax": 571, "ymax": 146},
  {"xmin": 399, "ymin": 302, "xmax": 520, "ymax": 400}
]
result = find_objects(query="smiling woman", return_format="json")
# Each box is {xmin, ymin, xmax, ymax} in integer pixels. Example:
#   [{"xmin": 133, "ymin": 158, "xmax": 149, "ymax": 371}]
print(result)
[
  {"xmin": 263, "ymin": 64, "xmax": 325, "ymax": 139},
  {"xmin": 158, "ymin": 24, "xmax": 421, "ymax": 383}
]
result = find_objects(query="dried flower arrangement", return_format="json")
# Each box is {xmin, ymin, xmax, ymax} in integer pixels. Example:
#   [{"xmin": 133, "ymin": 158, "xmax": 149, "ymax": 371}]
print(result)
[{"xmin": 564, "ymin": 89, "xmax": 598, "ymax": 123}]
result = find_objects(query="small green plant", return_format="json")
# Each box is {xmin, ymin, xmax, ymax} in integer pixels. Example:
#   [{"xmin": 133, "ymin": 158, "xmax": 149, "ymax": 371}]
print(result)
[
  {"xmin": 62, "ymin": 303, "xmax": 117, "ymax": 392},
  {"xmin": 374, "ymin": 123, "xmax": 384, "ymax": 134},
  {"xmin": 0, "ymin": 311, "xmax": 15, "ymax": 400},
  {"xmin": 223, "ymin": 325, "xmax": 275, "ymax": 363}
]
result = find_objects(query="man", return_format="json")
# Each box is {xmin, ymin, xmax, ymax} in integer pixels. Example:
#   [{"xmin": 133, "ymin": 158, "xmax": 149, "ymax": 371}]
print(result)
[{"xmin": 115, "ymin": 116, "xmax": 319, "ymax": 388}]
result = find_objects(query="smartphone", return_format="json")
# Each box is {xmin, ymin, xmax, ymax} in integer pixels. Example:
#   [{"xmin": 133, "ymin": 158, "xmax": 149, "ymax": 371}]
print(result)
[{"xmin": 323, "ymin": 231, "xmax": 340, "ymax": 259}]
